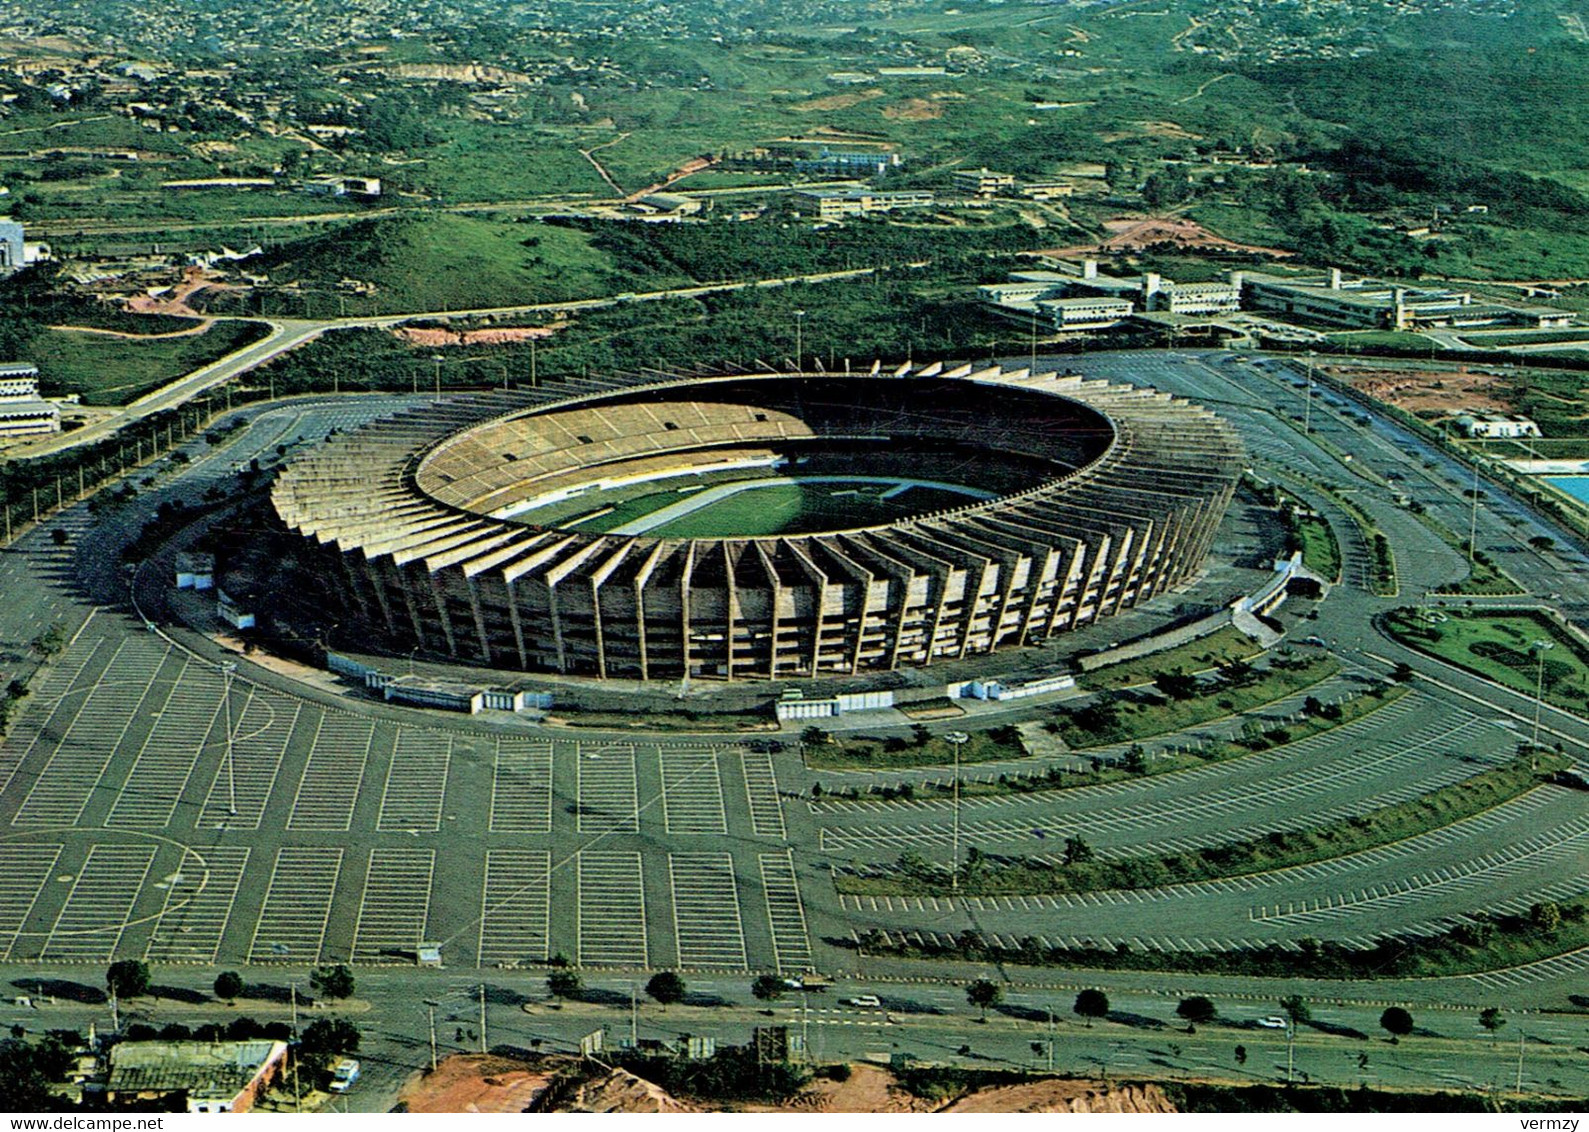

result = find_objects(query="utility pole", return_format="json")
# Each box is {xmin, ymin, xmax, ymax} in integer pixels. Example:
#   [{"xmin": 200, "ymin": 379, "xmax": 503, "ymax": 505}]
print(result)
[
  {"xmin": 1516, "ymin": 1028, "xmax": 1525, "ymax": 1095},
  {"xmin": 479, "ymin": 984, "xmax": 488, "ymax": 1053},
  {"xmin": 630, "ymin": 983, "xmax": 638, "ymax": 1049},
  {"xmin": 793, "ymin": 309, "xmax": 806, "ymax": 371},
  {"xmin": 1286, "ymin": 1020, "xmax": 1295, "ymax": 1086},
  {"xmin": 946, "ymin": 731, "xmax": 969, "ymax": 890},
  {"xmin": 1047, "ymin": 1010, "xmax": 1055, "ymax": 1073},
  {"xmin": 428, "ymin": 1003, "xmax": 439, "ymax": 1073},
  {"xmin": 290, "ymin": 985, "xmax": 300, "ymax": 1108}
]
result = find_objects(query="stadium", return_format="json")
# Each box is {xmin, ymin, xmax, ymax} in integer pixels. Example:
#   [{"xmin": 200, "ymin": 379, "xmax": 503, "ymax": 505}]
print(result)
[{"xmin": 270, "ymin": 363, "xmax": 1243, "ymax": 680}]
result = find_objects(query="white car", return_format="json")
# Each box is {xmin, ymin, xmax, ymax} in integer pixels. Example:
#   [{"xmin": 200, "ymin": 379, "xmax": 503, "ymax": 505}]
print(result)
[
  {"xmin": 848, "ymin": 994, "xmax": 882, "ymax": 1008},
  {"xmin": 1256, "ymin": 1016, "xmax": 1289, "ymax": 1029}
]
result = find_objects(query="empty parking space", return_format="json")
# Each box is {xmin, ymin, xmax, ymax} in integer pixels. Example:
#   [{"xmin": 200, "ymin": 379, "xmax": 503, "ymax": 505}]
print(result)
[
  {"xmin": 376, "ymin": 729, "xmax": 452, "ymax": 833},
  {"xmin": 658, "ymin": 747, "xmax": 727, "ymax": 835},
  {"xmin": 576, "ymin": 850, "xmax": 647, "ymax": 967},
  {"xmin": 288, "ymin": 711, "xmax": 374, "ymax": 832},
  {"xmin": 40, "ymin": 843, "xmax": 157, "ymax": 962},
  {"xmin": 108, "ymin": 659, "xmax": 225, "ymax": 829},
  {"xmin": 740, "ymin": 751, "xmax": 786, "ymax": 839},
  {"xmin": 197, "ymin": 688, "xmax": 299, "ymax": 829},
  {"xmin": 490, "ymin": 739, "xmax": 553, "ymax": 834},
  {"xmin": 577, "ymin": 744, "xmax": 638, "ymax": 834},
  {"xmin": 249, "ymin": 847, "xmax": 344, "ymax": 964},
  {"xmin": 0, "ymin": 633, "xmax": 107, "ymax": 798},
  {"xmin": 758, "ymin": 852, "xmax": 814, "ymax": 973},
  {"xmin": 0, "ymin": 844, "xmax": 62, "ymax": 960},
  {"xmin": 669, "ymin": 852, "xmax": 746, "ymax": 969},
  {"xmin": 352, "ymin": 848, "xmax": 436, "ymax": 964},
  {"xmin": 478, "ymin": 849, "xmax": 551, "ymax": 967},
  {"xmin": 145, "ymin": 847, "xmax": 251, "ymax": 964},
  {"xmin": 15, "ymin": 640, "xmax": 169, "ymax": 827}
]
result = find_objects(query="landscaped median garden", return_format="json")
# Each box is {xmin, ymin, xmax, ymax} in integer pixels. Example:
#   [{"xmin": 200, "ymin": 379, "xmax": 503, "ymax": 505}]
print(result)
[
  {"xmin": 1049, "ymin": 650, "xmax": 1340, "ymax": 748},
  {"xmin": 814, "ymin": 682, "xmax": 1406, "ymax": 804},
  {"xmin": 836, "ymin": 753, "xmax": 1562, "ymax": 898},
  {"xmin": 1383, "ymin": 606, "xmax": 1589, "ymax": 718},
  {"xmin": 850, "ymin": 883, "xmax": 1589, "ymax": 981}
]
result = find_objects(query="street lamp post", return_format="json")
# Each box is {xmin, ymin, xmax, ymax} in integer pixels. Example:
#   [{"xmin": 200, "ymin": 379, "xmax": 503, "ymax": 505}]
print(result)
[
  {"xmin": 945, "ymin": 731, "xmax": 970, "ymax": 890},
  {"xmin": 1469, "ymin": 454, "xmax": 1481, "ymax": 565},
  {"xmin": 432, "ymin": 355, "xmax": 444, "ymax": 401},
  {"xmin": 1303, "ymin": 351, "xmax": 1314, "ymax": 436},
  {"xmin": 1530, "ymin": 640, "xmax": 1554, "ymax": 762},
  {"xmin": 793, "ymin": 309, "xmax": 806, "ymax": 372},
  {"xmin": 219, "ymin": 661, "xmax": 238, "ymax": 817}
]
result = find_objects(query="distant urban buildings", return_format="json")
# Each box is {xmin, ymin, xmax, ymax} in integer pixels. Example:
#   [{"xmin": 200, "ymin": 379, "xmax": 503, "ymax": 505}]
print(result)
[
  {"xmin": 1454, "ymin": 412, "xmax": 1541, "ymax": 439},
  {"xmin": 793, "ymin": 188, "xmax": 935, "ymax": 220},
  {"xmin": 978, "ymin": 261, "xmax": 1240, "ymax": 331},
  {"xmin": 952, "ymin": 167, "xmax": 1074, "ymax": 201},
  {"xmin": 978, "ymin": 260, "xmax": 1575, "ymax": 338},
  {"xmin": 1238, "ymin": 268, "xmax": 1572, "ymax": 331},
  {"xmin": 0, "ymin": 362, "xmax": 61, "ymax": 437},
  {"xmin": 0, "ymin": 218, "xmax": 22, "ymax": 272}
]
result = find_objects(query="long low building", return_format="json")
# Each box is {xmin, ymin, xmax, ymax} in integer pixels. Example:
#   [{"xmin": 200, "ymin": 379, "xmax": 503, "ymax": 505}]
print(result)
[{"xmin": 272, "ymin": 365, "xmax": 1242, "ymax": 681}]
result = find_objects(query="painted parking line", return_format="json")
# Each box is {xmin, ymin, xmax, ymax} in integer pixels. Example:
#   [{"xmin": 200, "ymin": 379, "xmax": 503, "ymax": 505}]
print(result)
[
  {"xmin": 145, "ymin": 847, "xmax": 251, "ymax": 964},
  {"xmin": 759, "ymin": 851, "xmax": 814, "ymax": 973},
  {"xmin": 577, "ymin": 744, "xmax": 638, "ymax": 834},
  {"xmin": 740, "ymin": 751, "xmax": 786, "ymax": 839},
  {"xmin": 288, "ymin": 711, "xmax": 373, "ymax": 832},
  {"xmin": 576, "ymin": 850, "xmax": 647, "ymax": 967},
  {"xmin": 376, "ymin": 729, "xmax": 452, "ymax": 833},
  {"xmin": 197, "ymin": 689, "xmax": 300, "ymax": 830},
  {"xmin": 659, "ymin": 748, "xmax": 728, "ymax": 836},
  {"xmin": 0, "ymin": 633, "xmax": 106, "ymax": 797},
  {"xmin": 40, "ymin": 843, "xmax": 158, "ymax": 962},
  {"xmin": 669, "ymin": 852, "xmax": 746, "ymax": 969},
  {"xmin": 352, "ymin": 848, "xmax": 436, "ymax": 964},
  {"xmin": 490, "ymin": 739, "xmax": 553, "ymax": 834},
  {"xmin": 15, "ymin": 639, "xmax": 168, "ymax": 826},
  {"xmin": 478, "ymin": 849, "xmax": 551, "ymax": 968},
  {"xmin": 249, "ymin": 847, "xmax": 344, "ymax": 964},
  {"xmin": 107, "ymin": 658, "xmax": 225, "ymax": 829},
  {"xmin": 0, "ymin": 844, "xmax": 62, "ymax": 960}
]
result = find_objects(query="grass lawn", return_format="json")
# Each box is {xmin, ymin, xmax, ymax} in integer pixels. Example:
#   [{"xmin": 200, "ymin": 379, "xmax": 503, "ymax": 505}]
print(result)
[
  {"xmin": 29, "ymin": 321, "xmax": 269, "ymax": 406},
  {"xmin": 838, "ymin": 754, "xmax": 1558, "ymax": 897},
  {"xmin": 1057, "ymin": 654, "xmax": 1339, "ymax": 748},
  {"xmin": 1078, "ymin": 624, "xmax": 1263, "ymax": 692},
  {"xmin": 1295, "ymin": 513, "xmax": 1342, "ymax": 582},
  {"xmin": 1384, "ymin": 607, "xmax": 1589, "ymax": 716}
]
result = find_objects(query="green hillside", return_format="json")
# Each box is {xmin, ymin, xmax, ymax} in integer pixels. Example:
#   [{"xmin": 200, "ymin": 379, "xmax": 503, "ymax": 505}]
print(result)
[{"xmin": 252, "ymin": 213, "xmax": 689, "ymax": 315}]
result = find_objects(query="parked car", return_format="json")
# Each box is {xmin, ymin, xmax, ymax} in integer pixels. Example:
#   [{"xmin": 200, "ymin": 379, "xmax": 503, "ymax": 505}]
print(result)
[
  {"xmin": 848, "ymin": 994, "xmax": 882, "ymax": 1008},
  {"xmin": 1256, "ymin": 1016, "xmax": 1288, "ymax": 1029},
  {"xmin": 329, "ymin": 1059, "xmax": 361, "ymax": 1092}
]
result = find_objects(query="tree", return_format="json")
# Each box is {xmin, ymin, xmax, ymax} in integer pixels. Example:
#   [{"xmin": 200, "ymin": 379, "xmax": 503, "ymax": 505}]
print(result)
[
  {"xmin": 801, "ymin": 726, "xmax": 829, "ymax": 746},
  {"xmin": 0, "ymin": 1035, "xmax": 75, "ymax": 1112},
  {"xmin": 646, "ymin": 971, "xmax": 686, "ymax": 1008},
  {"xmin": 1153, "ymin": 672, "xmax": 1198, "ymax": 701},
  {"xmin": 966, "ymin": 979, "xmax": 1002, "ymax": 1021},
  {"xmin": 214, "ymin": 971, "xmax": 244, "ymax": 1002},
  {"xmin": 1390, "ymin": 662, "xmax": 1414, "ymax": 683},
  {"xmin": 1234, "ymin": 1044, "xmax": 1247, "ymax": 1066},
  {"xmin": 1062, "ymin": 835, "xmax": 1094, "ymax": 866},
  {"xmin": 1379, "ymin": 1006, "xmax": 1413, "ymax": 1042},
  {"xmin": 310, "ymin": 964, "xmax": 355, "ymax": 1001},
  {"xmin": 106, "ymin": 959, "xmax": 150, "ymax": 1000},
  {"xmin": 1479, "ymin": 1007, "xmax": 1505, "ymax": 1043},
  {"xmin": 1073, "ymin": 988, "xmax": 1109, "ymax": 1026},
  {"xmin": 751, "ymin": 975, "xmax": 785, "ymax": 1002},
  {"xmin": 547, "ymin": 971, "xmax": 583, "ymax": 1002},
  {"xmin": 1530, "ymin": 900, "xmax": 1562, "ymax": 933},
  {"xmin": 1279, "ymin": 995, "xmax": 1311, "ymax": 1026},
  {"xmin": 910, "ymin": 724, "xmax": 931, "ymax": 746},
  {"xmin": 1176, "ymin": 996, "xmax": 1216, "ymax": 1028},
  {"xmin": 1529, "ymin": 535, "xmax": 1556, "ymax": 551},
  {"xmin": 299, "ymin": 1017, "xmax": 360, "ymax": 1056}
]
